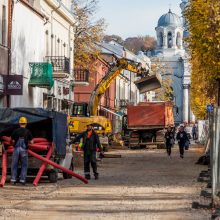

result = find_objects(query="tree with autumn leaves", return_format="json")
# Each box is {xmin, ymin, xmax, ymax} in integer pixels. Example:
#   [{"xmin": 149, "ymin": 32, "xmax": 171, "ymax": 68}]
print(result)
[
  {"xmin": 185, "ymin": 0, "xmax": 220, "ymax": 119},
  {"xmin": 73, "ymin": 0, "xmax": 106, "ymax": 68}
]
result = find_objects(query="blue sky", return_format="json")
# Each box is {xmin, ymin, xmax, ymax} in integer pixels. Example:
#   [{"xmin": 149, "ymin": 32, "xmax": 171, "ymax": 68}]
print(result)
[{"xmin": 95, "ymin": 0, "xmax": 182, "ymax": 39}]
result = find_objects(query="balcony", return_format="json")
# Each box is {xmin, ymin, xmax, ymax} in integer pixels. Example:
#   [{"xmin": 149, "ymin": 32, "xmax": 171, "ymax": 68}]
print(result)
[
  {"xmin": 29, "ymin": 63, "xmax": 54, "ymax": 89},
  {"xmin": 45, "ymin": 56, "xmax": 70, "ymax": 78},
  {"xmin": 74, "ymin": 69, "xmax": 89, "ymax": 85}
]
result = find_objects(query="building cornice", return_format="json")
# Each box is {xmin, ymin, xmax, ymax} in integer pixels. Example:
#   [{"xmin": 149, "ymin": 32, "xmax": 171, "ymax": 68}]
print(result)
[
  {"xmin": 19, "ymin": 0, "xmax": 45, "ymax": 19},
  {"xmin": 44, "ymin": 0, "xmax": 76, "ymax": 25}
]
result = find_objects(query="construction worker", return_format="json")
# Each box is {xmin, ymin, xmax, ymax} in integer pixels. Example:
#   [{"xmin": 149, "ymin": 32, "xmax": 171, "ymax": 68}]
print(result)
[
  {"xmin": 71, "ymin": 123, "xmax": 101, "ymax": 180},
  {"xmin": 10, "ymin": 117, "xmax": 33, "ymax": 185}
]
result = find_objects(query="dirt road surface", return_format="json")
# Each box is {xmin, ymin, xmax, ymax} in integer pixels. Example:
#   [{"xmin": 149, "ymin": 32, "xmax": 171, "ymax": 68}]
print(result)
[{"xmin": 0, "ymin": 144, "xmax": 210, "ymax": 220}]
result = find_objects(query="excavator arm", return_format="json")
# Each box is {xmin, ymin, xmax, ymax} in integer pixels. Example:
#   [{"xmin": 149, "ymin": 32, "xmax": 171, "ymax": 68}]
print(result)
[{"xmin": 89, "ymin": 58, "xmax": 147, "ymax": 116}]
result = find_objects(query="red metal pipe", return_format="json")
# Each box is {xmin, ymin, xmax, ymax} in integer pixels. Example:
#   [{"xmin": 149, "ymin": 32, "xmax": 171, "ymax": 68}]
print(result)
[
  {"xmin": 29, "ymin": 144, "xmax": 49, "ymax": 151},
  {"xmin": 33, "ymin": 138, "xmax": 48, "ymax": 143},
  {"xmin": 33, "ymin": 145, "xmax": 54, "ymax": 186},
  {"xmin": 33, "ymin": 142, "xmax": 52, "ymax": 145},
  {"xmin": 0, "ymin": 150, "xmax": 8, "ymax": 187},
  {"xmin": 28, "ymin": 149, "xmax": 88, "ymax": 184},
  {"xmin": 1, "ymin": 136, "xmax": 11, "ymax": 142},
  {"xmin": 7, "ymin": 149, "xmax": 13, "ymax": 154},
  {"xmin": 3, "ymin": 141, "xmax": 11, "ymax": 146}
]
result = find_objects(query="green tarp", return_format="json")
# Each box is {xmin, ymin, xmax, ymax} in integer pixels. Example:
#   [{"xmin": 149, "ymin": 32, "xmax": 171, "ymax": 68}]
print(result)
[{"xmin": 29, "ymin": 63, "xmax": 54, "ymax": 89}]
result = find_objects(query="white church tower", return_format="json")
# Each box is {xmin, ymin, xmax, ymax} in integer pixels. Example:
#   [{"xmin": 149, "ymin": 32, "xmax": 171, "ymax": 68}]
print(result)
[
  {"xmin": 155, "ymin": 9, "xmax": 185, "ymax": 56},
  {"xmin": 151, "ymin": 6, "xmax": 193, "ymax": 124}
]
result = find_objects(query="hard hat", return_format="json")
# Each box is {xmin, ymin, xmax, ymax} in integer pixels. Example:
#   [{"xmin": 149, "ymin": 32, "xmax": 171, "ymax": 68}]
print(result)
[{"xmin": 19, "ymin": 117, "xmax": 27, "ymax": 124}]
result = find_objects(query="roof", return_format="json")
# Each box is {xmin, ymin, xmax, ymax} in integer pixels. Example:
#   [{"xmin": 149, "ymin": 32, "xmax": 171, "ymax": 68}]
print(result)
[{"xmin": 157, "ymin": 9, "xmax": 182, "ymax": 27}]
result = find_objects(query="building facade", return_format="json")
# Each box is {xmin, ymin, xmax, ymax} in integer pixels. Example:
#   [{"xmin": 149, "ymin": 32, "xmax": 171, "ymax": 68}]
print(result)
[
  {"xmin": 9, "ymin": 0, "xmax": 75, "ymax": 113},
  {"xmin": 0, "ymin": 0, "xmax": 9, "ymax": 107}
]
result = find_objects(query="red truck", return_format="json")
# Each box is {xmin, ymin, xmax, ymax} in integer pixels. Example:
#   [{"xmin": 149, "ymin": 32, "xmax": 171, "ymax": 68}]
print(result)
[{"xmin": 122, "ymin": 102, "xmax": 174, "ymax": 148}]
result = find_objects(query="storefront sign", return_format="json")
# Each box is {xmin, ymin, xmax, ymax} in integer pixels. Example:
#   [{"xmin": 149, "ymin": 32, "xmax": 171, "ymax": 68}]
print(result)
[{"xmin": 4, "ymin": 75, "xmax": 23, "ymax": 95}]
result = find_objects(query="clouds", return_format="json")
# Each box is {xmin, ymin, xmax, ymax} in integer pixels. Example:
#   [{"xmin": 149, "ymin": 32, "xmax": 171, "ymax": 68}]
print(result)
[{"xmin": 96, "ymin": 0, "xmax": 182, "ymax": 38}]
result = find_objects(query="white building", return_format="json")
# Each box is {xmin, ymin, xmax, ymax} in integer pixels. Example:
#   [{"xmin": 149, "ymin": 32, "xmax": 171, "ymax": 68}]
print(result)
[
  {"xmin": 10, "ymin": 0, "xmax": 75, "ymax": 113},
  {"xmin": 0, "ymin": 0, "xmax": 9, "ymax": 107},
  {"xmin": 151, "ymin": 6, "xmax": 193, "ymax": 125}
]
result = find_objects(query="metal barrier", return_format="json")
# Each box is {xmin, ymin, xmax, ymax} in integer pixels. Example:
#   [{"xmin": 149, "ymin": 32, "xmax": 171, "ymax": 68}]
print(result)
[{"xmin": 209, "ymin": 107, "xmax": 220, "ymax": 206}]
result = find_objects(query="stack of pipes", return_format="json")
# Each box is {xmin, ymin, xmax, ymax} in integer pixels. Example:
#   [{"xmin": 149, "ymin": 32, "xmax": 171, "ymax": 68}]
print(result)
[{"xmin": 0, "ymin": 136, "xmax": 88, "ymax": 187}]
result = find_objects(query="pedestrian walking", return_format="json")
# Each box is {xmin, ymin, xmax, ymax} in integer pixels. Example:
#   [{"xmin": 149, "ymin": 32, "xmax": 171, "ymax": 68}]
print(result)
[
  {"xmin": 71, "ymin": 124, "xmax": 102, "ymax": 180},
  {"xmin": 11, "ymin": 117, "xmax": 33, "ymax": 185},
  {"xmin": 164, "ymin": 126, "xmax": 175, "ymax": 157},
  {"xmin": 192, "ymin": 123, "xmax": 197, "ymax": 140},
  {"xmin": 176, "ymin": 125, "xmax": 189, "ymax": 158}
]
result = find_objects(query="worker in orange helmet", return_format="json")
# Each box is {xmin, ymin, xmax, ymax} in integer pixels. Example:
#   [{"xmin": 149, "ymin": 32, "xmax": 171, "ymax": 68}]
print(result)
[{"xmin": 10, "ymin": 117, "xmax": 33, "ymax": 185}]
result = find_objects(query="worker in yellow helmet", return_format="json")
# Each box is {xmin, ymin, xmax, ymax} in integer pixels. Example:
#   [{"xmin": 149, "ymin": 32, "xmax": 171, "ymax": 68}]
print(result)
[{"xmin": 10, "ymin": 116, "xmax": 33, "ymax": 185}]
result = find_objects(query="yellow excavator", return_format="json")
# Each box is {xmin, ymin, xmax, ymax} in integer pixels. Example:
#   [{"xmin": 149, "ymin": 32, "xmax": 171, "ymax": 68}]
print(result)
[{"xmin": 69, "ymin": 56, "xmax": 161, "ymax": 135}]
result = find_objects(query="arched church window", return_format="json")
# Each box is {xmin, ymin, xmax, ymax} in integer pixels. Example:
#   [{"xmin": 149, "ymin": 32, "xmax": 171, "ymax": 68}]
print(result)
[
  {"xmin": 176, "ymin": 32, "xmax": 181, "ymax": 48},
  {"xmin": 167, "ymin": 32, "xmax": 172, "ymax": 48},
  {"xmin": 159, "ymin": 32, "xmax": 163, "ymax": 47}
]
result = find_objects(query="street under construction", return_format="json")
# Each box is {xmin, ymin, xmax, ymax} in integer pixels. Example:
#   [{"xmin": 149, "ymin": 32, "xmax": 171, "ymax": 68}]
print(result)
[
  {"xmin": 0, "ymin": 0, "xmax": 219, "ymax": 219},
  {"xmin": 0, "ymin": 144, "xmax": 210, "ymax": 219}
]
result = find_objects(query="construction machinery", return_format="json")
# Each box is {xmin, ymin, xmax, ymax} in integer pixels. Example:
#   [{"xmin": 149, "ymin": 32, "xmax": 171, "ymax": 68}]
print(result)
[{"xmin": 69, "ymin": 57, "xmax": 162, "ymax": 135}]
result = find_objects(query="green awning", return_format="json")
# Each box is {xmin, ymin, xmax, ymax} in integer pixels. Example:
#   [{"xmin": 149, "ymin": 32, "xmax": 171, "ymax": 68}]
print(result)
[{"xmin": 29, "ymin": 63, "xmax": 54, "ymax": 89}]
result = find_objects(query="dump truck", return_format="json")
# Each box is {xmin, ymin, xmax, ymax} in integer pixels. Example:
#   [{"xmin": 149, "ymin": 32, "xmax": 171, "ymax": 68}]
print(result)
[
  {"xmin": 69, "ymin": 57, "xmax": 162, "ymax": 135},
  {"xmin": 122, "ymin": 102, "xmax": 174, "ymax": 148}
]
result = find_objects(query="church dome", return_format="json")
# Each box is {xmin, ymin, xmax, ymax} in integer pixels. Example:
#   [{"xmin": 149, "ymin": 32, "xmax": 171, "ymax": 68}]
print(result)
[{"xmin": 157, "ymin": 9, "xmax": 182, "ymax": 27}]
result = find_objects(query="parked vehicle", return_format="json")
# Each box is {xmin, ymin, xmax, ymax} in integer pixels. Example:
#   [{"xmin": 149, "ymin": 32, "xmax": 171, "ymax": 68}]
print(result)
[{"xmin": 122, "ymin": 102, "xmax": 174, "ymax": 148}]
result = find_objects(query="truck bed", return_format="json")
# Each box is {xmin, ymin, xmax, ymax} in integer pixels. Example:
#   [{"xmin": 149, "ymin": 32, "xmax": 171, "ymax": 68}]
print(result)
[{"xmin": 127, "ymin": 102, "xmax": 174, "ymax": 129}]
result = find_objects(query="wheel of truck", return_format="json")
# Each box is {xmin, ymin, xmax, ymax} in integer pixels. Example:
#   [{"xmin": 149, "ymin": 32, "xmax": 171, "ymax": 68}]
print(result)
[
  {"xmin": 63, "ymin": 159, "xmax": 74, "ymax": 179},
  {"xmin": 48, "ymin": 170, "xmax": 58, "ymax": 183}
]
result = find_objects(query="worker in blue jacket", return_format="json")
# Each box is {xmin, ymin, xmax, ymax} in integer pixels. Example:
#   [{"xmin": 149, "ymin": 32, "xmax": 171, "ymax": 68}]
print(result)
[
  {"xmin": 71, "ymin": 124, "xmax": 101, "ymax": 180},
  {"xmin": 176, "ymin": 125, "xmax": 189, "ymax": 158}
]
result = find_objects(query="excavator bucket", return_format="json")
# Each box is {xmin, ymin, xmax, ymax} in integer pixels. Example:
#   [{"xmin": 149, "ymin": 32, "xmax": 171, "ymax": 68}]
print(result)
[{"xmin": 134, "ymin": 74, "xmax": 162, "ymax": 94}]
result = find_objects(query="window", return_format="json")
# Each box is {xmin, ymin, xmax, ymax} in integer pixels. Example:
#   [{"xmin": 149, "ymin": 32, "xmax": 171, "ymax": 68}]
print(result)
[
  {"xmin": 176, "ymin": 32, "xmax": 181, "ymax": 48},
  {"xmin": 167, "ymin": 32, "xmax": 172, "ymax": 48},
  {"xmin": 159, "ymin": 32, "xmax": 163, "ymax": 47},
  {"xmin": 2, "ymin": 5, "xmax": 6, "ymax": 45}
]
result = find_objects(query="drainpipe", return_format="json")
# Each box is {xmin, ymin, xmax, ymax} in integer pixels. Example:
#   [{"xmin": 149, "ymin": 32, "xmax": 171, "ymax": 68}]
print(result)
[
  {"xmin": 50, "ymin": 0, "xmax": 62, "ymax": 56},
  {"xmin": 49, "ymin": 0, "xmax": 61, "ymax": 110},
  {"xmin": 68, "ymin": 24, "xmax": 74, "ymax": 103},
  {"xmin": 68, "ymin": 20, "xmax": 79, "ymax": 103}
]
